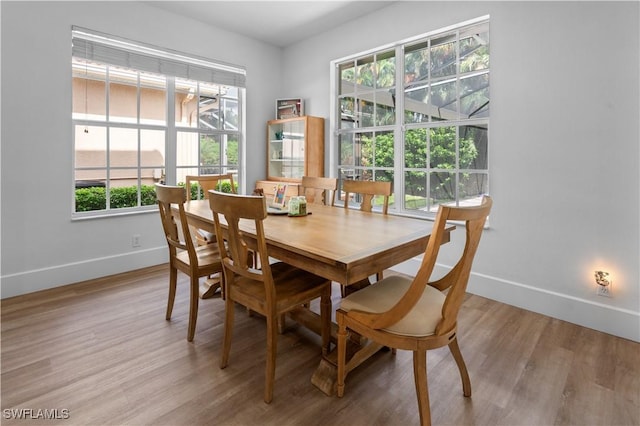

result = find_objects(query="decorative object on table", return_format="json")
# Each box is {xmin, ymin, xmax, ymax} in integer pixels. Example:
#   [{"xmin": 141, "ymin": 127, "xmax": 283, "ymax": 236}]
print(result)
[
  {"xmin": 288, "ymin": 196, "xmax": 307, "ymax": 216},
  {"xmin": 270, "ymin": 183, "xmax": 288, "ymax": 209},
  {"xmin": 276, "ymin": 98, "xmax": 304, "ymax": 119}
]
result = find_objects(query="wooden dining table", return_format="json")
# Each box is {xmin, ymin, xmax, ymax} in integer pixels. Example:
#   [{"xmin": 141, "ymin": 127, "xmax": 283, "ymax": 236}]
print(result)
[{"xmin": 180, "ymin": 199, "xmax": 454, "ymax": 394}]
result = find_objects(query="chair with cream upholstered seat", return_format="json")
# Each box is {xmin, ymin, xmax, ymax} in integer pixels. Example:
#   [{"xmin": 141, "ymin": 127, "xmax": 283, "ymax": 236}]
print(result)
[{"xmin": 336, "ymin": 196, "xmax": 492, "ymax": 426}]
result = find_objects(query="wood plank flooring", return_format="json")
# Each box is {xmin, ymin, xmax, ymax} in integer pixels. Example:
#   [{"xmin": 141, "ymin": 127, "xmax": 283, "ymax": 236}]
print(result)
[{"xmin": 2, "ymin": 265, "xmax": 638, "ymax": 425}]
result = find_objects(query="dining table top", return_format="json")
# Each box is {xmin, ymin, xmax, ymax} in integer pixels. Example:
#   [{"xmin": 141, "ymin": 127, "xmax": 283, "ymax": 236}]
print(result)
[{"xmin": 181, "ymin": 199, "xmax": 454, "ymax": 286}]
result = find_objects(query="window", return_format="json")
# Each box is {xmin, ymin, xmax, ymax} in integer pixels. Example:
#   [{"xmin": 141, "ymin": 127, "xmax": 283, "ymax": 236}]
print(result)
[
  {"xmin": 333, "ymin": 16, "xmax": 489, "ymax": 215},
  {"xmin": 71, "ymin": 27, "xmax": 245, "ymax": 217},
  {"xmin": 174, "ymin": 79, "xmax": 240, "ymax": 185}
]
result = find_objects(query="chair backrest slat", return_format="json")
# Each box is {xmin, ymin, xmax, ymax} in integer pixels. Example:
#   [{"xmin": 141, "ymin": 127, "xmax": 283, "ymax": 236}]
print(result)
[
  {"xmin": 155, "ymin": 183, "xmax": 198, "ymax": 264},
  {"xmin": 185, "ymin": 173, "xmax": 237, "ymax": 201},
  {"xmin": 300, "ymin": 176, "xmax": 338, "ymax": 206},
  {"xmin": 209, "ymin": 191, "xmax": 274, "ymax": 297},
  {"xmin": 342, "ymin": 180, "xmax": 392, "ymax": 214}
]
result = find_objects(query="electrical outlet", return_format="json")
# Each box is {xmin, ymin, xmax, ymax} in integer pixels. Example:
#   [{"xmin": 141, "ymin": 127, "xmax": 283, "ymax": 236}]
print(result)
[
  {"xmin": 597, "ymin": 284, "xmax": 612, "ymax": 298},
  {"xmin": 132, "ymin": 234, "xmax": 141, "ymax": 248}
]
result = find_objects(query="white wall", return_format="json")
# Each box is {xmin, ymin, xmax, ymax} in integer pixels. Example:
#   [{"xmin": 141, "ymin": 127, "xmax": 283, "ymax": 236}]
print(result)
[
  {"xmin": 1, "ymin": 1, "xmax": 638, "ymax": 342},
  {"xmin": 1, "ymin": 1, "xmax": 281, "ymax": 295},
  {"xmin": 282, "ymin": 1, "xmax": 640, "ymax": 341}
]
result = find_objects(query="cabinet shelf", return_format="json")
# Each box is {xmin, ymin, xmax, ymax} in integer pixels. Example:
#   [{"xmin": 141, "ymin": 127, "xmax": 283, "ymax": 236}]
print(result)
[{"xmin": 266, "ymin": 115, "xmax": 324, "ymax": 182}]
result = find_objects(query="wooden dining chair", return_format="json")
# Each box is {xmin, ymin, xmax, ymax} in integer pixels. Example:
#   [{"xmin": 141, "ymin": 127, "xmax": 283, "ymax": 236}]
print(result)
[
  {"xmin": 155, "ymin": 183, "xmax": 224, "ymax": 342},
  {"xmin": 341, "ymin": 179, "xmax": 393, "ymax": 295},
  {"xmin": 299, "ymin": 176, "xmax": 338, "ymax": 206},
  {"xmin": 336, "ymin": 196, "xmax": 492, "ymax": 426},
  {"xmin": 208, "ymin": 191, "xmax": 332, "ymax": 404},
  {"xmin": 342, "ymin": 179, "xmax": 392, "ymax": 214},
  {"xmin": 185, "ymin": 173, "xmax": 237, "ymax": 201}
]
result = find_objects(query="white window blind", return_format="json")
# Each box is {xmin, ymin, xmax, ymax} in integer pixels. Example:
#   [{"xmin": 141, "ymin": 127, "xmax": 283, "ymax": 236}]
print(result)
[{"xmin": 71, "ymin": 26, "xmax": 246, "ymax": 87}]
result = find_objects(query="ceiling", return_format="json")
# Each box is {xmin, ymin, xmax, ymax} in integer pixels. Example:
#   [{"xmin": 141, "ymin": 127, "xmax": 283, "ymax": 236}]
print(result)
[{"xmin": 146, "ymin": 1, "xmax": 395, "ymax": 47}]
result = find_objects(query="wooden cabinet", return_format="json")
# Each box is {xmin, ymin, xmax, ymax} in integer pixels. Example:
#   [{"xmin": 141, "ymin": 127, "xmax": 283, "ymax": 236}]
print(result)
[{"xmin": 266, "ymin": 116, "xmax": 324, "ymax": 182}]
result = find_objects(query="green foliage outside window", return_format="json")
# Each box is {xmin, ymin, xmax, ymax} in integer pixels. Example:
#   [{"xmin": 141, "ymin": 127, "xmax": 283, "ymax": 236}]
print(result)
[
  {"xmin": 355, "ymin": 127, "xmax": 479, "ymax": 202},
  {"xmin": 75, "ymin": 185, "xmax": 157, "ymax": 212},
  {"xmin": 75, "ymin": 180, "xmax": 235, "ymax": 212},
  {"xmin": 75, "ymin": 187, "xmax": 108, "ymax": 212},
  {"xmin": 181, "ymin": 181, "xmax": 233, "ymax": 200},
  {"xmin": 200, "ymin": 136, "xmax": 238, "ymax": 167},
  {"xmin": 404, "ymin": 127, "xmax": 479, "ymax": 201}
]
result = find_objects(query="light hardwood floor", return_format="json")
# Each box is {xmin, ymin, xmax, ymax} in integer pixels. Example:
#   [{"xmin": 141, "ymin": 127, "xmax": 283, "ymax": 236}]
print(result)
[{"xmin": 2, "ymin": 265, "xmax": 638, "ymax": 425}]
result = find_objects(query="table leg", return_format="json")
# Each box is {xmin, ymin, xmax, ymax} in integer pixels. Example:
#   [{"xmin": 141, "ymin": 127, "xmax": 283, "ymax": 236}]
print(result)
[
  {"xmin": 287, "ymin": 303, "xmax": 389, "ymax": 397},
  {"xmin": 288, "ymin": 306, "xmax": 338, "ymax": 342},
  {"xmin": 311, "ymin": 335, "xmax": 384, "ymax": 396},
  {"xmin": 199, "ymin": 274, "xmax": 222, "ymax": 299}
]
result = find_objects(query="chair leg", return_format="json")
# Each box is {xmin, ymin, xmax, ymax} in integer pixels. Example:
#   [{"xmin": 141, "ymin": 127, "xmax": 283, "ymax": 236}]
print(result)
[
  {"xmin": 320, "ymin": 286, "xmax": 331, "ymax": 356},
  {"xmin": 220, "ymin": 297, "xmax": 235, "ymax": 369},
  {"xmin": 448, "ymin": 337, "xmax": 472, "ymax": 397},
  {"xmin": 219, "ymin": 272, "xmax": 226, "ymax": 301},
  {"xmin": 336, "ymin": 315, "xmax": 348, "ymax": 398},
  {"xmin": 166, "ymin": 266, "xmax": 178, "ymax": 320},
  {"xmin": 187, "ymin": 276, "xmax": 200, "ymax": 342},
  {"xmin": 264, "ymin": 313, "xmax": 278, "ymax": 404},
  {"xmin": 413, "ymin": 350, "xmax": 431, "ymax": 426}
]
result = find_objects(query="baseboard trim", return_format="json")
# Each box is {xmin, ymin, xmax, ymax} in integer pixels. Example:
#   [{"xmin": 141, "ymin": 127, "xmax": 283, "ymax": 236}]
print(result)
[
  {"xmin": 392, "ymin": 258, "xmax": 640, "ymax": 343},
  {"xmin": 1, "ymin": 247, "xmax": 167, "ymax": 299}
]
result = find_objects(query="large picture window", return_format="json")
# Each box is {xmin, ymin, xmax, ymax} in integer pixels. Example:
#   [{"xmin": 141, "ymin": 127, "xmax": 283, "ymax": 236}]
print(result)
[
  {"xmin": 71, "ymin": 27, "xmax": 245, "ymax": 217},
  {"xmin": 333, "ymin": 16, "xmax": 489, "ymax": 215}
]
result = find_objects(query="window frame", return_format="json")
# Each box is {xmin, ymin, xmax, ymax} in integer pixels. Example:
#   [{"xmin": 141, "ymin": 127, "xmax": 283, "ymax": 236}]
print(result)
[
  {"xmin": 71, "ymin": 27, "xmax": 245, "ymax": 219},
  {"xmin": 173, "ymin": 80, "xmax": 242, "ymax": 186},
  {"xmin": 72, "ymin": 62, "xmax": 169, "ymax": 217},
  {"xmin": 330, "ymin": 16, "xmax": 490, "ymax": 217}
]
